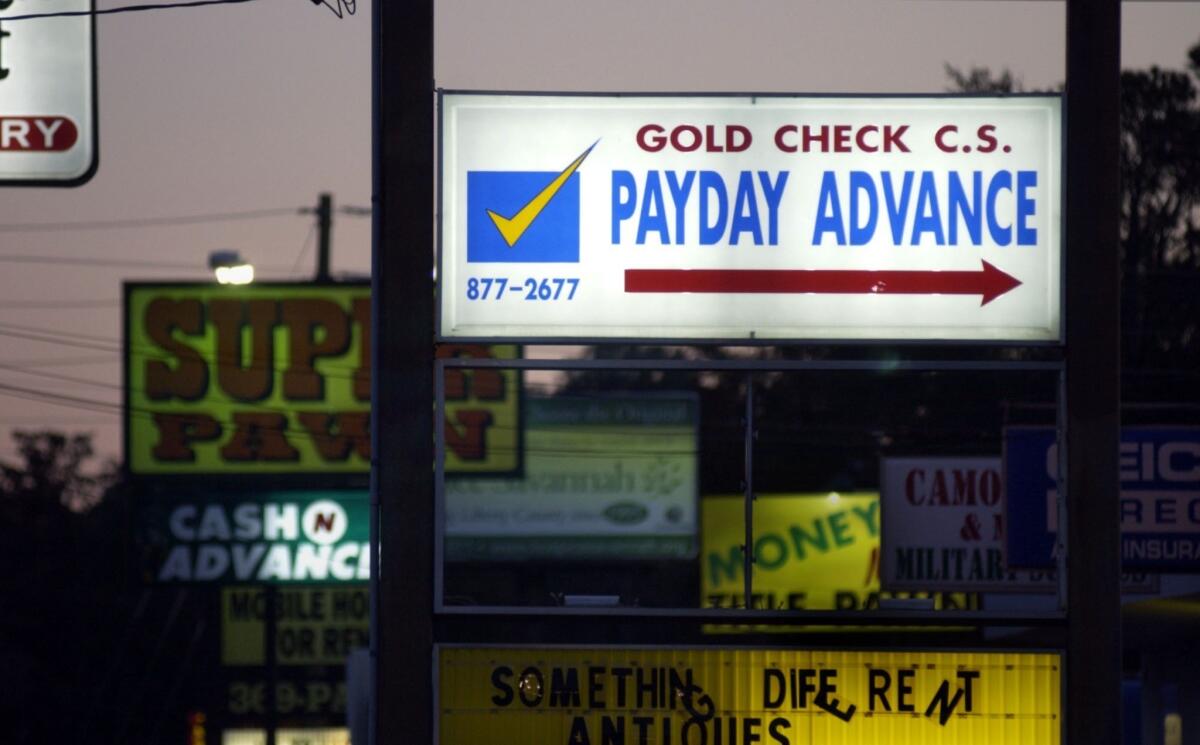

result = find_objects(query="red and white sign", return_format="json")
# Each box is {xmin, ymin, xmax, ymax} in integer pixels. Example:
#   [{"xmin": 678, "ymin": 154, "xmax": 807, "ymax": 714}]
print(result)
[
  {"xmin": 880, "ymin": 456, "xmax": 1155, "ymax": 593},
  {"xmin": 880, "ymin": 457, "xmax": 1030, "ymax": 591},
  {"xmin": 440, "ymin": 93, "xmax": 1061, "ymax": 343},
  {"xmin": 0, "ymin": 0, "xmax": 96, "ymax": 184}
]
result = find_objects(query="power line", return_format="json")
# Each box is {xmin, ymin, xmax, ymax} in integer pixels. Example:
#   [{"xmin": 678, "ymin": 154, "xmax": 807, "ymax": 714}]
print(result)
[
  {"xmin": 0, "ymin": 320, "xmax": 123, "ymax": 345},
  {"xmin": 0, "ymin": 0, "xmax": 259, "ymax": 22},
  {"xmin": 0, "ymin": 381, "xmax": 696, "ymax": 458},
  {"xmin": 0, "ymin": 307, "xmax": 385, "ymax": 375},
  {"xmin": 0, "ymin": 357, "xmax": 677, "ymax": 453},
  {"xmin": 0, "ymin": 362, "xmax": 122, "ymax": 392},
  {"xmin": 289, "ymin": 223, "xmax": 318, "ymax": 278},
  {"xmin": 0, "ymin": 255, "xmax": 294, "ymax": 271},
  {"xmin": 0, "ymin": 299, "xmax": 120, "ymax": 310},
  {"xmin": 0, "ymin": 372, "xmax": 702, "ymax": 457},
  {"xmin": 0, "ymin": 323, "xmax": 373, "ymax": 378},
  {"xmin": 0, "ymin": 206, "xmax": 300, "ymax": 233},
  {"xmin": 0, "ymin": 416, "xmax": 114, "ymax": 425},
  {"xmin": 0, "ymin": 381, "xmax": 121, "ymax": 416},
  {"xmin": 0, "ymin": 255, "xmax": 214, "ymax": 270},
  {"xmin": 1, "ymin": 355, "xmax": 116, "ymax": 368},
  {"xmin": 0, "ymin": 325, "xmax": 120, "ymax": 353}
]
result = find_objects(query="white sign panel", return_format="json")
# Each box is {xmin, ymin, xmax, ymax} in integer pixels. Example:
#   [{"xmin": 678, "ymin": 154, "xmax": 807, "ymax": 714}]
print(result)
[
  {"xmin": 879, "ymin": 456, "xmax": 1155, "ymax": 593},
  {"xmin": 439, "ymin": 93, "xmax": 1061, "ymax": 342},
  {"xmin": 880, "ymin": 456, "xmax": 1052, "ymax": 592},
  {"xmin": 0, "ymin": 0, "xmax": 96, "ymax": 185}
]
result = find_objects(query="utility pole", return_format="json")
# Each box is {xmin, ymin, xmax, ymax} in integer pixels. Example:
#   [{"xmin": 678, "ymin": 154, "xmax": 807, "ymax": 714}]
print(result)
[
  {"xmin": 302, "ymin": 193, "xmax": 371, "ymax": 282},
  {"xmin": 316, "ymin": 192, "xmax": 333, "ymax": 282}
]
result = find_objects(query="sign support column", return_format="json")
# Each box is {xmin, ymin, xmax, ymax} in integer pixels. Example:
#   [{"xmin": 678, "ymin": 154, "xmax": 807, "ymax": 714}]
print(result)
[
  {"xmin": 373, "ymin": 0, "xmax": 435, "ymax": 743},
  {"xmin": 1065, "ymin": 1, "xmax": 1122, "ymax": 744}
]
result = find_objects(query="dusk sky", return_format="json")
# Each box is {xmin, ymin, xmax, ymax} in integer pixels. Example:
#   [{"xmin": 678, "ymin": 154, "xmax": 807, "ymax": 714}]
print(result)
[{"xmin": 0, "ymin": 0, "xmax": 1197, "ymax": 466}]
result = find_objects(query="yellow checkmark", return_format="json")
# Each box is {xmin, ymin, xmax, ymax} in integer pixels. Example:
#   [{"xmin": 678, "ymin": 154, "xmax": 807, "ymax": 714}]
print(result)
[{"xmin": 486, "ymin": 140, "xmax": 598, "ymax": 247}]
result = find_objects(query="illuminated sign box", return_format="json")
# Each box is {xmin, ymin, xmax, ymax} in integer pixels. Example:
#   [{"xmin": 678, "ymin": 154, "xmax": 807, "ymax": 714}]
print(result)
[
  {"xmin": 443, "ymin": 395, "xmax": 698, "ymax": 560},
  {"xmin": 222, "ymin": 728, "xmax": 348, "ymax": 745},
  {"xmin": 137, "ymin": 490, "xmax": 368, "ymax": 583},
  {"xmin": 0, "ymin": 0, "xmax": 97, "ymax": 185},
  {"xmin": 224, "ymin": 671, "xmax": 347, "ymax": 718},
  {"xmin": 439, "ymin": 93, "xmax": 1062, "ymax": 343},
  {"xmin": 125, "ymin": 284, "xmax": 521, "ymax": 477},
  {"xmin": 438, "ymin": 646, "xmax": 1061, "ymax": 745}
]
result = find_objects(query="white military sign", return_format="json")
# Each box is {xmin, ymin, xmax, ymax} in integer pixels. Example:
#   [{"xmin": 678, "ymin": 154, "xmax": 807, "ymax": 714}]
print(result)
[
  {"xmin": 439, "ymin": 93, "xmax": 1061, "ymax": 343},
  {"xmin": 0, "ymin": 0, "xmax": 96, "ymax": 184}
]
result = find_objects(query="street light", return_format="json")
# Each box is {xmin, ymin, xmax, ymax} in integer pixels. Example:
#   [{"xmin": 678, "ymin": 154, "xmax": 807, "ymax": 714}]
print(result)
[{"xmin": 209, "ymin": 250, "xmax": 254, "ymax": 285}]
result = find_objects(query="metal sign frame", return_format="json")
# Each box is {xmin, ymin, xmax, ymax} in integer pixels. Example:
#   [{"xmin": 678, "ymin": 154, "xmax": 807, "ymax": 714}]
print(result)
[
  {"xmin": 433, "ymin": 643, "xmax": 1067, "ymax": 745},
  {"xmin": 375, "ymin": 2, "xmax": 1122, "ymax": 745},
  {"xmin": 432, "ymin": 355, "xmax": 1067, "ymax": 623}
]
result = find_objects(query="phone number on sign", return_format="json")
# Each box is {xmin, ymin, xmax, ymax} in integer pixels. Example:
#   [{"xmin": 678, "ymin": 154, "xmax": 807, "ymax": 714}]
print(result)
[{"xmin": 466, "ymin": 277, "xmax": 579, "ymax": 301}]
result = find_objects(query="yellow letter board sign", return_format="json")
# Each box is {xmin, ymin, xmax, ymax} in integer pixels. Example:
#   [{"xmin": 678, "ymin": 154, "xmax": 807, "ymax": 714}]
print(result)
[
  {"xmin": 222, "ymin": 586, "xmax": 368, "ymax": 666},
  {"xmin": 125, "ymin": 284, "xmax": 520, "ymax": 476},
  {"xmin": 439, "ymin": 646, "xmax": 1060, "ymax": 745},
  {"xmin": 702, "ymin": 494, "xmax": 974, "ymax": 611}
]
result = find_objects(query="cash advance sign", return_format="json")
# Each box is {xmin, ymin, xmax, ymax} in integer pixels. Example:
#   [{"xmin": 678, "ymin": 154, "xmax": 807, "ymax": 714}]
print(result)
[
  {"xmin": 140, "ymin": 491, "xmax": 369, "ymax": 583},
  {"xmin": 126, "ymin": 284, "xmax": 520, "ymax": 476},
  {"xmin": 440, "ymin": 94, "xmax": 1061, "ymax": 342}
]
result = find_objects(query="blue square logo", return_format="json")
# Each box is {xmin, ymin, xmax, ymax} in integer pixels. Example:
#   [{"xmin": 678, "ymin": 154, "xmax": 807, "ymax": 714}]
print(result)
[{"xmin": 467, "ymin": 171, "xmax": 581, "ymax": 263}]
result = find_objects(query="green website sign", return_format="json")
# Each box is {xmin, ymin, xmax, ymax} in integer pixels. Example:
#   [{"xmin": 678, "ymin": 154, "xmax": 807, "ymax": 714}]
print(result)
[{"xmin": 444, "ymin": 395, "xmax": 698, "ymax": 559}]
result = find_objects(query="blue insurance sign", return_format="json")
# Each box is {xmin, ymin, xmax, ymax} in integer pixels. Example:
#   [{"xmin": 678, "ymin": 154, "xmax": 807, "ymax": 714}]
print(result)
[{"xmin": 1006, "ymin": 427, "xmax": 1200, "ymax": 571}]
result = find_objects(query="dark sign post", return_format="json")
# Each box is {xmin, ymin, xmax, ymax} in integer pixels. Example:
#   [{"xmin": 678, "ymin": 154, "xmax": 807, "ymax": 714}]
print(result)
[
  {"xmin": 1064, "ymin": 1, "xmax": 1121, "ymax": 744},
  {"xmin": 373, "ymin": 1, "xmax": 434, "ymax": 744}
]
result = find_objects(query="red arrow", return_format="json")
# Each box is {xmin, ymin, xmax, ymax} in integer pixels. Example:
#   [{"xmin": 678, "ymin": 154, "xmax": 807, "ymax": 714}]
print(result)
[{"xmin": 624, "ymin": 260, "xmax": 1022, "ymax": 306}]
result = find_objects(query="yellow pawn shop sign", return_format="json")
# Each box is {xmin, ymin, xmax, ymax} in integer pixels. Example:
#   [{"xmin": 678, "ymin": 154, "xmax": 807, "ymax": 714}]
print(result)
[
  {"xmin": 439, "ymin": 647, "xmax": 1060, "ymax": 745},
  {"xmin": 124, "ymin": 283, "xmax": 522, "ymax": 477}
]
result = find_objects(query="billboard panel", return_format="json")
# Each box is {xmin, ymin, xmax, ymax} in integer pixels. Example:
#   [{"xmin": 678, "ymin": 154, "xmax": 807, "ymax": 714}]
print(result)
[
  {"xmin": 440, "ymin": 93, "xmax": 1062, "ymax": 342},
  {"xmin": 125, "ymin": 284, "xmax": 521, "ymax": 477},
  {"xmin": 439, "ymin": 646, "xmax": 1062, "ymax": 745},
  {"xmin": 443, "ymin": 395, "xmax": 698, "ymax": 560},
  {"xmin": 701, "ymin": 493, "xmax": 974, "ymax": 611},
  {"xmin": 1005, "ymin": 426, "xmax": 1200, "ymax": 571}
]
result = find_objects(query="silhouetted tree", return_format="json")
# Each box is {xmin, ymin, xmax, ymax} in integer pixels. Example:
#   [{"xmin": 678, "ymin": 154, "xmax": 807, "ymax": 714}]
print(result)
[
  {"xmin": 1118, "ymin": 50, "xmax": 1200, "ymax": 401},
  {"xmin": 0, "ymin": 430, "xmax": 115, "ymax": 515},
  {"xmin": 949, "ymin": 40, "xmax": 1200, "ymax": 406},
  {"xmin": 943, "ymin": 64, "xmax": 1022, "ymax": 94},
  {"xmin": 0, "ymin": 432, "xmax": 125, "ymax": 744}
]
